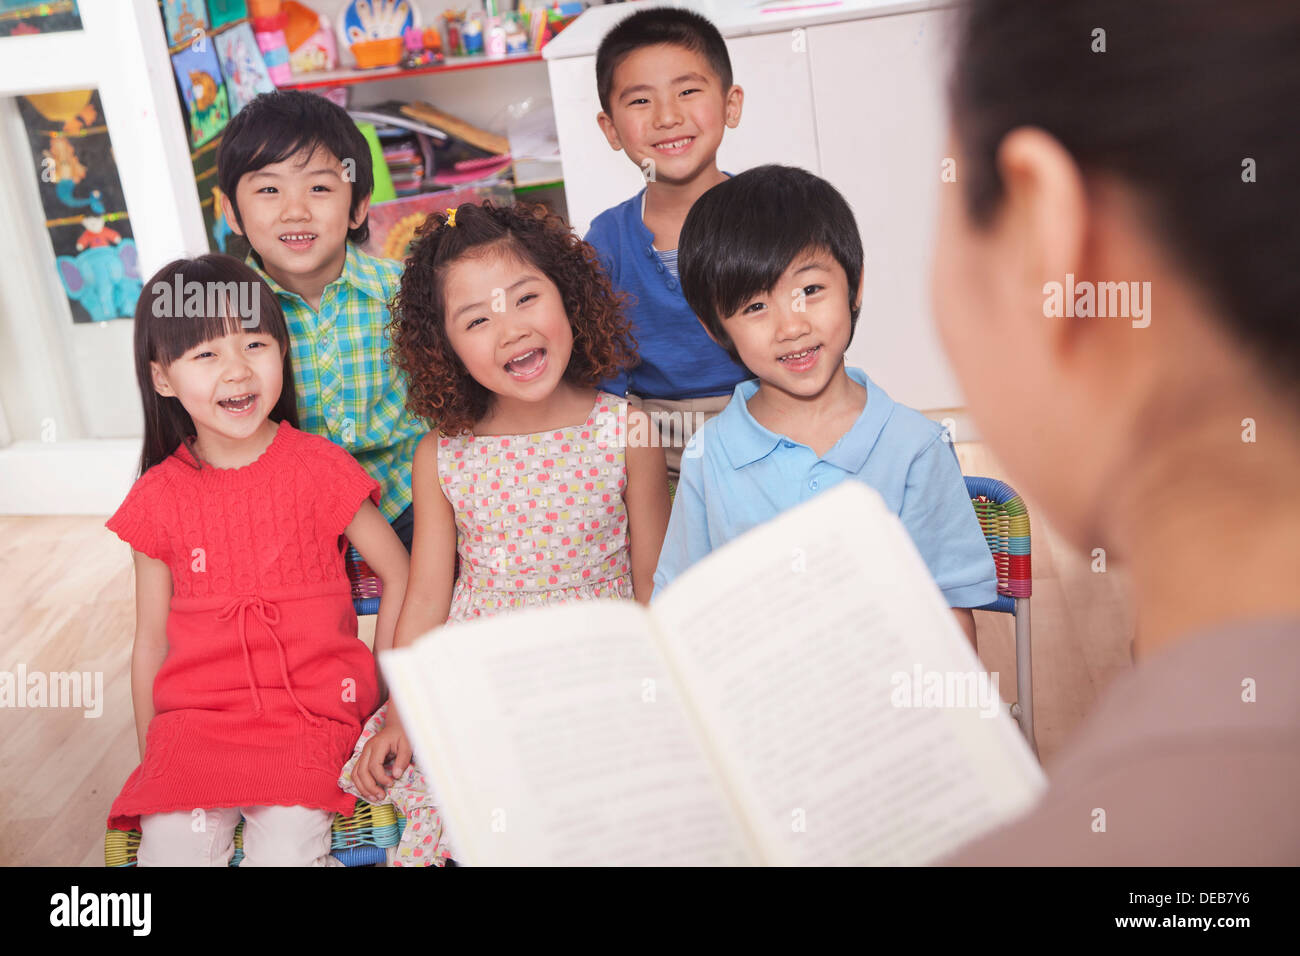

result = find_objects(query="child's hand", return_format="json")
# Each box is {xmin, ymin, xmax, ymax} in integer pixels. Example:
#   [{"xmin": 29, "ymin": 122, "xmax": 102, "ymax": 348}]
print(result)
[{"xmin": 352, "ymin": 723, "xmax": 412, "ymax": 803}]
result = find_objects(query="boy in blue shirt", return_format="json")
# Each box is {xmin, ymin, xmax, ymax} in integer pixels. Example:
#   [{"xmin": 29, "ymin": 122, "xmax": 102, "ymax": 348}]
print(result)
[
  {"xmin": 654, "ymin": 165, "xmax": 996, "ymax": 645},
  {"xmin": 588, "ymin": 7, "xmax": 750, "ymax": 478}
]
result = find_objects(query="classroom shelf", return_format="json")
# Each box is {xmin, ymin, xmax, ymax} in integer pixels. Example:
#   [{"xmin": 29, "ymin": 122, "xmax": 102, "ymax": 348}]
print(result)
[
  {"xmin": 512, "ymin": 179, "xmax": 564, "ymax": 193},
  {"xmin": 279, "ymin": 52, "xmax": 544, "ymax": 91}
]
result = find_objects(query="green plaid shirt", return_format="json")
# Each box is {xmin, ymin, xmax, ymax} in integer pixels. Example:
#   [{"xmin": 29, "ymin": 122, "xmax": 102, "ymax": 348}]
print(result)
[{"xmin": 249, "ymin": 244, "xmax": 425, "ymax": 522}]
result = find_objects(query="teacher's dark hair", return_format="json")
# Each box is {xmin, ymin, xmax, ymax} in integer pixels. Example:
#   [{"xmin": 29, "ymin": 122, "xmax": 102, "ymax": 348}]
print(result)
[{"xmin": 948, "ymin": 0, "xmax": 1299, "ymax": 391}]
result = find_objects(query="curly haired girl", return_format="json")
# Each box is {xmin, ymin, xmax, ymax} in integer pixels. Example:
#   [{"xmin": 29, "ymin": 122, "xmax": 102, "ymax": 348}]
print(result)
[{"xmin": 339, "ymin": 201, "xmax": 670, "ymax": 864}]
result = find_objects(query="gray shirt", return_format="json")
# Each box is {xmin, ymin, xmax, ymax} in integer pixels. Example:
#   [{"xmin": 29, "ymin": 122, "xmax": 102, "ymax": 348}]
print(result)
[{"xmin": 943, "ymin": 617, "xmax": 1300, "ymax": 865}]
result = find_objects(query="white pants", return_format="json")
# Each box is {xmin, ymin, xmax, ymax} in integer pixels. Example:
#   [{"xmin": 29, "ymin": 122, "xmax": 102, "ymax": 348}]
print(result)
[{"xmin": 138, "ymin": 805, "xmax": 341, "ymax": 867}]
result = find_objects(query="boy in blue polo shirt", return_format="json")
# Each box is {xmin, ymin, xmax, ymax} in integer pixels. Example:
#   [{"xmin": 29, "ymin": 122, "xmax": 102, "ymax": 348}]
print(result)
[
  {"xmin": 653, "ymin": 165, "xmax": 996, "ymax": 646},
  {"xmin": 588, "ymin": 7, "xmax": 750, "ymax": 478}
]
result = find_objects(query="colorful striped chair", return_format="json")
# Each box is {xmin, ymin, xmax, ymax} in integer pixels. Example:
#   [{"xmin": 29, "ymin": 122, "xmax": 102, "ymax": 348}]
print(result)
[
  {"xmin": 105, "ymin": 801, "xmax": 406, "ymax": 867},
  {"xmin": 965, "ymin": 476, "xmax": 1036, "ymax": 753}
]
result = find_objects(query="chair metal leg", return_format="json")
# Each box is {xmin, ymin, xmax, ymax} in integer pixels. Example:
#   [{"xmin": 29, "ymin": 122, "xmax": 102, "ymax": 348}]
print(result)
[{"xmin": 1012, "ymin": 597, "xmax": 1037, "ymax": 756}]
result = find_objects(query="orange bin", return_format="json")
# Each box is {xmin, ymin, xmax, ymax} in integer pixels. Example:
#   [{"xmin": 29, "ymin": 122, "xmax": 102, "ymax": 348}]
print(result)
[{"xmin": 351, "ymin": 37, "xmax": 404, "ymax": 68}]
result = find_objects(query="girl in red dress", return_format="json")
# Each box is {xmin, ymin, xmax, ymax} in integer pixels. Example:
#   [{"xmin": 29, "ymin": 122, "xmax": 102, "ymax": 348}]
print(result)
[{"xmin": 105, "ymin": 254, "xmax": 409, "ymax": 866}]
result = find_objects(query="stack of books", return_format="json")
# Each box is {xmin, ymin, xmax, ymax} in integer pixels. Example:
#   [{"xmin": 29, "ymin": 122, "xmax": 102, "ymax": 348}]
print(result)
[{"xmin": 351, "ymin": 101, "xmax": 513, "ymax": 193}]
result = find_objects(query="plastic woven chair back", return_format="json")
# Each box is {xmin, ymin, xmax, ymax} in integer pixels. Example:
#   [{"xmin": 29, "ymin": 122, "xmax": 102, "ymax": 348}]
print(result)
[
  {"xmin": 964, "ymin": 475, "xmax": 1032, "ymax": 614},
  {"xmin": 345, "ymin": 543, "xmax": 382, "ymax": 616}
]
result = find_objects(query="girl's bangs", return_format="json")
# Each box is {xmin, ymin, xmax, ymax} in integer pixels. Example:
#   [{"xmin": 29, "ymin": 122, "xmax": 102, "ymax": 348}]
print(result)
[
  {"xmin": 142, "ymin": 257, "xmax": 287, "ymax": 366},
  {"xmin": 151, "ymin": 304, "xmax": 249, "ymax": 366}
]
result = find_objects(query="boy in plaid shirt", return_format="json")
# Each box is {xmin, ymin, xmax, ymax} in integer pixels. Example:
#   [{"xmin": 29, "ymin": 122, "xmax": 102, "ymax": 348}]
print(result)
[{"xmin": 218, "ymin": 91, "xmax": 425, "ymax": 549}]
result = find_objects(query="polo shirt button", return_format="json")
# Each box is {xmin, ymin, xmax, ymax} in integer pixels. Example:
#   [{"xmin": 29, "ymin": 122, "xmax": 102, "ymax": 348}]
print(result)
[
  {"xmin": 809, "ymin": 479, "xmax": 819, "ymax": 491},
  {"xmin": 782, "ymin": 441, "xmax": 795, "ymax": 449}
]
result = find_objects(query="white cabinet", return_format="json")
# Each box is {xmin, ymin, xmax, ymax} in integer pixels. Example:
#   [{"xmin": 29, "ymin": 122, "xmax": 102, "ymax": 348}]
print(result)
[
  {"xmin": 546, "ymin": 1, "xmax": 962, "ymax": 413},
  {"xmin": 808, "ymin": 7, "xmax": 959, "ymax": 410}
]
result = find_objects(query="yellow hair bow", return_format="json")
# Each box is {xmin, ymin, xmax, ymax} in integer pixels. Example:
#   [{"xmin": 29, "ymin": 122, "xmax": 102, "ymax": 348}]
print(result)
[{"xmin": 446, "ymin": 207, "xmax": 458, "ymax": 228}]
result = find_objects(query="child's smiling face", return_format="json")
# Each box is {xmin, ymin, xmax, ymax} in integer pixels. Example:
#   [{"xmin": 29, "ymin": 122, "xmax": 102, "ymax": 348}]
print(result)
[
  {"xmin": 597, "ymin": 43, "xmax": 742, "ymax": 186},
  {"xmin": 224, "ymin": 144, "xmax": 367, "ymax": 297},
  {"xmin": 151, "ymin": 326, "xmax": 285, "ymax": 449},
  {"xmin": 442, "ymin": 246, "xmax": 575, "ymax": 407},
  {"xmin": 717, "ymin": 246, "xmax": 862, "ymax": 401}
]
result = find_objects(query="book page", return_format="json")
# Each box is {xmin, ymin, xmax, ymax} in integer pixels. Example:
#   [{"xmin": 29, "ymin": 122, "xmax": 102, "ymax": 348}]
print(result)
[
  {"xmin": 654, "ymin": 481, "xmax": 1046, "ymax": 865},
  {"xmin": 383, "ymin": 600, "xmax": 759, "ymax": 866}
]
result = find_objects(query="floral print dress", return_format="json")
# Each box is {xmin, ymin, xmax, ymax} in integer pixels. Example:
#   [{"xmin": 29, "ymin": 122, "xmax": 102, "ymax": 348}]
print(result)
[{"xmin": 339, "ymin": 392, "xmax": 635, "ymax": 865}]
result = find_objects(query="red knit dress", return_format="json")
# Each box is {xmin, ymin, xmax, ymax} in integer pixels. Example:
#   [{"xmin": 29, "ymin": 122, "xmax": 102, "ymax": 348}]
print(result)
[{"xmin": 104, "ymin": 421, "xmax": 381, "ymax": 831}]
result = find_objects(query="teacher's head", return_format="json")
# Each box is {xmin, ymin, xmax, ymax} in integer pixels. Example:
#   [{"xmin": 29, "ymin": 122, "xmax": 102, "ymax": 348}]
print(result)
[{"xmin": 932, "ymin": 0, "xmax": 1299, "ymax": 557}]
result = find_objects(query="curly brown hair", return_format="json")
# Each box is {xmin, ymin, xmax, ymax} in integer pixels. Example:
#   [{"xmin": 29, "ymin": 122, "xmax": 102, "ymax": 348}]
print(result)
[{"xmin": 390, "ymin": 201, "xmax": 638, "ymax": 436}]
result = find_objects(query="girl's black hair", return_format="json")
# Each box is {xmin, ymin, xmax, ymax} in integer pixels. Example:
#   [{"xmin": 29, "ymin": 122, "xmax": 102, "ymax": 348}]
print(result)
[
  {"xmin": 949, "ymin": 0, "xmax": 1300, "ymax": 391},
  {"xmin": 132, "ymin": 254, "xmax": 298, "ymax": 476},
  {"xmin": 217, "ymin": 90, "xmax": 374, "ymax": 244},
  {"xmin": 678, "ymin": 165, "xmax": 864, "ymax": 366}
]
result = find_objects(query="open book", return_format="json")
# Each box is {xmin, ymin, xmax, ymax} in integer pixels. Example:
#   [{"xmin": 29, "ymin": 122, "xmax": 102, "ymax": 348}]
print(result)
[{"xmin": 383, "ymin": 482, "xmax": 1045, "ymax": 865}]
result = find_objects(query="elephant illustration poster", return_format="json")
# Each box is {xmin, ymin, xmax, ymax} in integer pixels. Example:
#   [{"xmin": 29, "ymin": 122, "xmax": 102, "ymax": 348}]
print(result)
[
  {"xmin": 17, "ymin": 90, "xmax": 142, "ymax": 323},
  {"xmin": 171, "ymin": 43, "xmax": 230, "ymax": 148}
]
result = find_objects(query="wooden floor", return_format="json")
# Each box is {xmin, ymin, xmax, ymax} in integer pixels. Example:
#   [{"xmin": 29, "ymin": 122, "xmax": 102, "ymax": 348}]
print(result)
[{"xmin": 0, "ymin": 441, "xmax": 1132, "ymax": 866}]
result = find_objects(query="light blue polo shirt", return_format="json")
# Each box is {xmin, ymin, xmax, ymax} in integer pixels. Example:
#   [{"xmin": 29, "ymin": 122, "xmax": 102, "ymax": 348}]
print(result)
[{"xmin": 652, "ymin": 366, "xmax": 998, "ymax": 607}]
